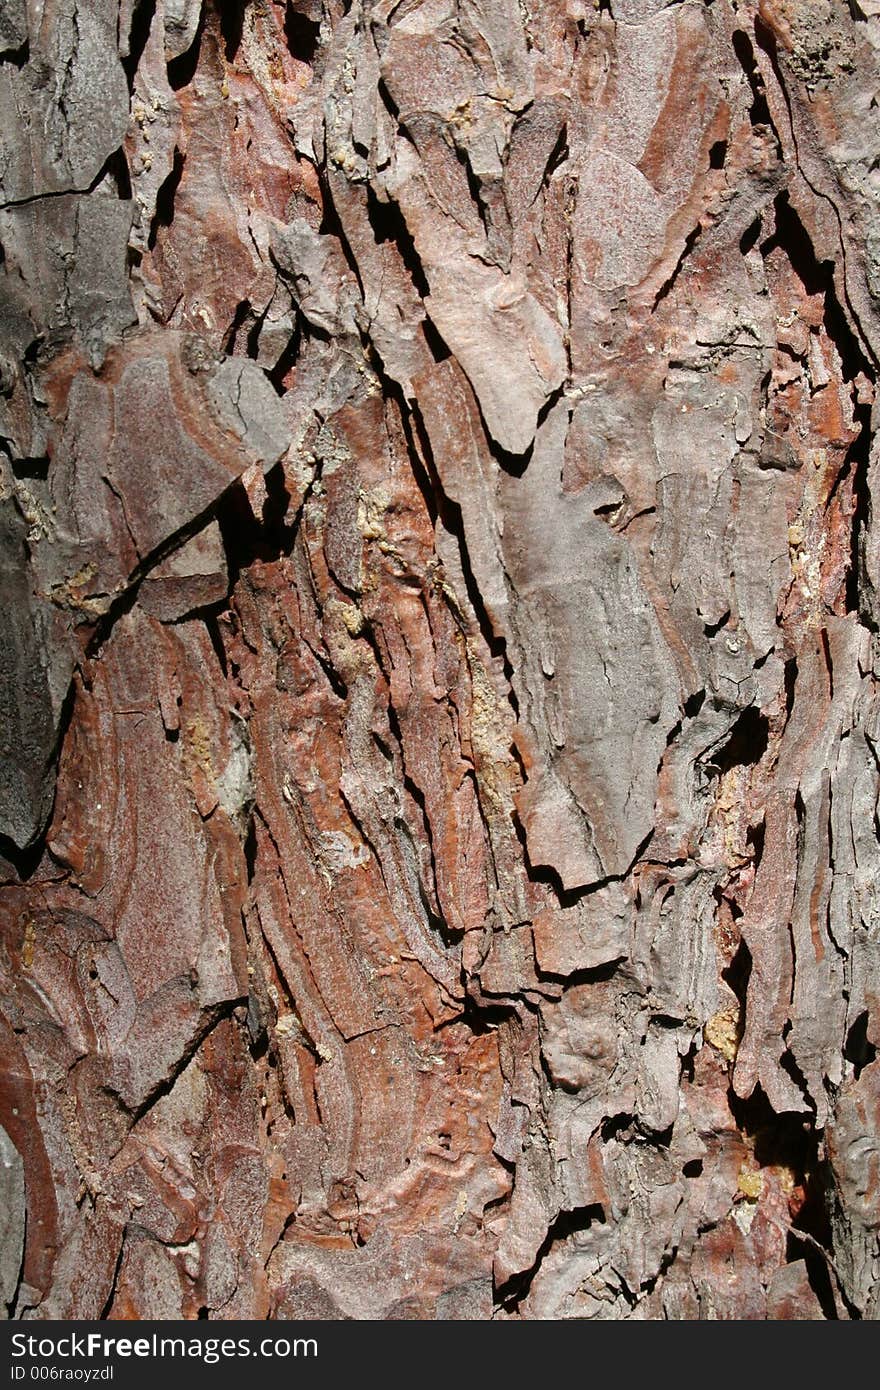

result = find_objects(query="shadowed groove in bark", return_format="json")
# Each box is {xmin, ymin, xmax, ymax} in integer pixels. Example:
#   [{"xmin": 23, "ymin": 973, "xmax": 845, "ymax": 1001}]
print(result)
[
  {"xmin": 219, "ymin": 0, "xmax": 247, "ymax": 60},
  {"xmin": 652, "ymin": 222, "xmax": 702, "ymax": 311},
  {"xmin": 494, "ymin": 1205, "xmax": 608, "ymax": 1313},
  {"xmin": 732, "ymin": 25, "xmax": 783, "ymax": 154},
  {"xmin": 284, "ymin": 4, "xmax": 320, "ymax": 65},
  {"xmin": 148, "ymin": 147, "xmax": 185, "ymax": 251},
  {"xmin": 166, "ymin": 8, "xmax": 205, "ymax": 89},
  {"xmin": 758, "ymin": 191, "xmax": 876, "ymax": 625},
  {"xmin": 120, "ymin": 0, "xmax": 155, "ymax": 86}
]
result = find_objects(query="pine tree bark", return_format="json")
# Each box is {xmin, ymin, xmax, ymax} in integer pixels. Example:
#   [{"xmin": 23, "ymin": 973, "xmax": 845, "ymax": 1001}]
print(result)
[{"xmin": 1, "ymin": 0, "xmax": 879, "ymax": 1320}]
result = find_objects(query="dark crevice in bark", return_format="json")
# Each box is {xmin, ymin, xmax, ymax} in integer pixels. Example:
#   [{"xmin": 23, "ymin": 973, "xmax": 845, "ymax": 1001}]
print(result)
[
  {"xmin": 222, "ymin": 298, "xmax": 253, "ymax": 355},
  {"xmin": 86, "ymin": 491, "xmax": 245, "ymax": 659},
  {"xmin": 481, "ymin": 383, "xmax": 568, "ymax": 479},
  {"xmin": 451, "ymin": 142, "xmax": 491, "ymax": 242},
  {"xmin": 761, "ymin": 204, "xmax": 834, "ymax": 353},
  {"xmin": 98, "ymin": 1233, "xmax": 126, "ymax": 1319},
  {"xmin": 363, "ymin": 184, "xmax": 431, "ymax": 300},
  {"xmin": 0, "ymin": 154, "xmax": 133, "ymax": 213},
  {"xmin": 759, "ymin": 194, "xmax": 876, "ymax": 625},
  {"xmin": 311, "ymin": 645, "xmax": 349, "ymax": 700},
  {"xmin": 407, "ymin": 399, "xmax": 513, "ymax": 676},
  {"xmin": 702, "ymin": 609, "xmax": 730, "ymax": 638},
  {"xmin": 384, "ymin": 716, "xmax": 449, "ymax": 935},
  {"xmin": 652, "ymin": 223, "xmax": 702, "ymax": 311},
  {"xmin": 746, "ymin": 817, "xmax": 766, "ymax": 875},
  {"xmin": 732, "ymin": 27, "xmax": 783, "ymax": 155},
  {"xmin": 680, "ymin": 1036, "xmax": 699, "ymax": 1087},
  {"xmin": 781, "ymin": 1022, "xmax": 817, "ymax": 1113},
  {"xmin": 722, "ymin": 936, "xmax": 752, "ymax": 1008},
  {"xmin": 481, "ymin": 1190, "xmax": 512, "ymax": 1224},
  {"xmin": 844, "ymin": 1011, "xmax": 877, "ymax": 1079},
  {"xmin": 820, "ymin": 626, "xmax": 835, "ymax": 697},
  {"xmin": 845, "ymin": 403, "xmax": 874, "ymax": 625},
  {"xmin": 725, "ymin": 1081, "xmax": 847, "ymax": 1316},
  {"xmin": 535, "ymin": 959, "xmax": 622, "ymax": 987},
  {"xmin": 709, "ymin": 139, "xmax": 728, "ymax": 169},
  {"xmin": 267, "ymin": 320, "xmax": 302, "ymax": 393},
  {"xmin": 317, "ymin": 183, "xmax": 364, "ymax": 297},
  {"xmin": 5, "ymin": 1202, "xmax": 26, "ymax": 1318},
  {"xmin": 786, "ymin": 1224, "xmax": 840, "ymax": 1319},
  {"xmin": 740, "ymin": 215, "xmax": 763, "ymax": 256},
  {"xmin": 113, "ymin": 998, "xmax": 246, "ymax": 1127},
  {"xmin": 0, "ymin": 39, "xmax": 29, "ymax": 67},
  {"xmin": 487, "ymin": 433, "xmax": 534, "ymax": 480},
  {"xmin": 167, "ymin": 9, "xmax": 206, "ymax": 90},
  {"xmin": 636, "ymin": 1241, "xmax": 681, "ymax": 1302},
  {"xmin": 148, "ymin": 148, "xmax": 185, "ymax": 251},
  {"xmin": 0, "ymin": 674, "xmax": 77, "ymax": 879},
  {"xmin": 164, "ymin": 592, "xmax": 233, "ymax": 630},
  {"xmin": 8, "ymin": 455, "xmax": 49, "ymax": 481},
  {"xmin": 762, "ymin": 192, "xmax": 871, "ymax": 387},
  {"xmin": 326, "ymin": 178, "xmax": 412, "ymax": 366},
  {"xmin": 243, "ymin": 813, "xmax": 258, "ymax": 888},
  {"xmin": 393, "ymin": 400, "xmax": 438, "ymax": 531},
  {"xmin": 376, "ymin": 74, "xmax": 401, "ymax": 126},
  {"xmin": 494, "ymin": 1204, "xmax": 606, "ymax": 1312},
  {"xmin": 725, "ymin": 1077, "xmax": 845, "ymax": 1319},
  {"xmin": 683, "ymin": 688, "xmax": 706, "ymax": 719},
  {"xmin": 218, "ymin": 0, "xmax": 247, "ymax": 60},
  {"xmin": 536, "ymin": 384, "xmax": 568, "ymax": 432},
  {"xmin": 514, "ymin": 822, "xmax": 655, "ymax": 910},
  {"xmin": 600, "ymin": 1113, "xmax": 634, "ymax": 1144},
  {"xmin": 709, "ymin": 706, "xmax": 770, "ymax": 773},
  {"xmin": 102, "ymin": 148, "xmax": 133, "ymax": 201},
  {"xmin": 419, "ymin": 314, "xmax": 451, "ymax": 364},
  {"xmin": 755, "ymin": 15, "xmax": 880, "ymax": 377},
  {"xmin": 542, "ymin": 124, "xmax": 570, "ymax": 187},
  {"xmin": 284, "ymin": 4, "xmax": 321, "ymax": 64},
  {"xmin": 121, "ymin": 0, "xmax": 156, "ymax": 88},
  {"xmin": 246, "ymin": 307, "xmax": 273, "ymax": 363},
  {"xmin": 728, "ymin": 1082, "xmax": 818, "ymax": 1166},
  {"xmin": 783, "ymin": 653, "xmax": 798, "ymax": 721},
  {"xmin": 713, "ymin": 879, "xmax": 742, "ymax": 925},
  {"xmin": 638, "ymin": 1120, "xmax": 675, "ymax": 1149},
  {"xmin": 217, "ymin": 465, "xmax": 295, "ymax": 583},
  {"xmin": 442, "ymin": 989, "xmax": 520, "ymax": 1036},
  {"xmin": 246, "ymin": 1013, "xmax": 270, "ymax": 1062}
]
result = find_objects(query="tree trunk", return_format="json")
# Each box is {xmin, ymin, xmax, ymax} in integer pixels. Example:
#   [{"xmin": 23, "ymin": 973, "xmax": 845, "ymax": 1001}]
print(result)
[{"xmin": 1, "ymin": 0, "xmax": 879, "ymax": 1321}]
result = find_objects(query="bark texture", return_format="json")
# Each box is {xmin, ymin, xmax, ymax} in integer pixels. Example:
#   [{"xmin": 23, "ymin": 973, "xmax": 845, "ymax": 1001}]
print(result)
[{"xmin": 1, "ymin": 0, "xmax": 880, "ymax": 1320}]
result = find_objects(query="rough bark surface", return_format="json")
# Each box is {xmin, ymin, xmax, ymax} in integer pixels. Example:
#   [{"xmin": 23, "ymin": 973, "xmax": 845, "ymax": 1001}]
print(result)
[{"xmin": 1, "ymin": 0, "xmax": 880, "ymax": 1321}]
